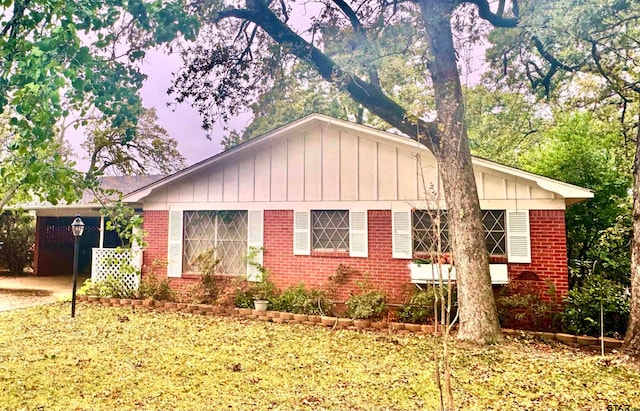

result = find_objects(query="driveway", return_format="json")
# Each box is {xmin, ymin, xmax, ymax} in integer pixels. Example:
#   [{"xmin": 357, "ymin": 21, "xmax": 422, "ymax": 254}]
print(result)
[{"xmin": 0, "ymin": 274, "xmax": 89, "ymax": 311}]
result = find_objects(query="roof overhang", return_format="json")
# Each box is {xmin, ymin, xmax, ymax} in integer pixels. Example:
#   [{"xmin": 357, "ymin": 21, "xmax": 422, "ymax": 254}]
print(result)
[{"xmin": 472, "ymin": 157, "xmax": 594, "ymax": 205}]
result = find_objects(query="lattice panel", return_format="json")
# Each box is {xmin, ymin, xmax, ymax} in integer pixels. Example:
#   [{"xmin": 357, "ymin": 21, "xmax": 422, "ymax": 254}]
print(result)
[
  {"xmin": 312, "ymin": 210, "xmax": 349, "ymax": 251},
  {"xmin": 91, "ymin": 248, "xmax": 141, "ymax": 290}
]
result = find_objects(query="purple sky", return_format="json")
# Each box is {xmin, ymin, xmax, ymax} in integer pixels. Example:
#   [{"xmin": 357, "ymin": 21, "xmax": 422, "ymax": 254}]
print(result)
[{"xmin": 138, "ymin": 50, "xmax": 252, "ymax": 167}]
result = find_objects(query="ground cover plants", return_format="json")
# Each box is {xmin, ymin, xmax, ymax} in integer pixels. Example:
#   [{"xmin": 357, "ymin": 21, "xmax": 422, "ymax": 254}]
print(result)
[{"xmin": 0, "ymin": 303, "xmax": 638, "ymax": 410}]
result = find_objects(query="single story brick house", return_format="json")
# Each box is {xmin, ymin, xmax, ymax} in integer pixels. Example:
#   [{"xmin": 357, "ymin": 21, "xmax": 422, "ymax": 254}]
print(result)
[{"xmin": 121, "ymin": 114, "xmax": 593, "ymax": 303}]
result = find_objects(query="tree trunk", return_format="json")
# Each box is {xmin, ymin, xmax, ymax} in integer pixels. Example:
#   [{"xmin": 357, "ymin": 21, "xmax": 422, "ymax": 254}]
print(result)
[
  {"xmin": 623, "ymin": 117, "xmax": 640, "ymax": 356},
  {"xmin": 420, "ymin": 0, "xmax": 502, "ymax": 344}
]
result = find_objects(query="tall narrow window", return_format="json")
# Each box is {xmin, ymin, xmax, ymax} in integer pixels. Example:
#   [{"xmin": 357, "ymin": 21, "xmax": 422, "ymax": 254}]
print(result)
[
  {"xmin": 311, "ymin": 210, "xmax": 349, "ymax": 252},
  {"xmin": 482, "ymin": 210, "xmax": 506, "ymax": 256},
  {"xmin": 183, "ymin": 210, "xmax": 248, "ymax": 275}
]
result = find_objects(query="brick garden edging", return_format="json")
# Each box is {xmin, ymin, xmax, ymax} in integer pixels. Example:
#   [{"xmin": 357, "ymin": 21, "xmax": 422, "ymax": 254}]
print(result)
[{"xmin": 76, "ymin": 295, "xmax": 624, "ymax": 349}]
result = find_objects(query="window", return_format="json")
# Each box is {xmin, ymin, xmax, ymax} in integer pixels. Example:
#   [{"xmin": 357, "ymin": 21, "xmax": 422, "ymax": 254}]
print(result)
[
  {"xmin": 413, "ymin": 210, "xmax": 450, "ymax": 254},
  {"xmin": 411, "ymin": 209, "xmax": 506, "ymax": 256},
  {"xmin": 311, "ymin": 210, "xmax": 349, "ymax": 251},
  {"xmin": 182, "ymin": 210, "xmax": 248, "ymax": 275},
  {"xmin": 483, "ymin": 210, "xmax": 506, "ymax": 255}
]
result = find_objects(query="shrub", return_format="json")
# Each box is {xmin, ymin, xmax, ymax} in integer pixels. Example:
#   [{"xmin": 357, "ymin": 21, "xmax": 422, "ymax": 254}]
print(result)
[
  {"xmin": 397, "ymin": 286, "xmax": 457, "ymax": 324},
  {"xmin": 233, "ymin": 288, "xmax": 254, "ymax": 308},
  {"xmin": 137, "ymin": 274, "xmax": 176, "ymax": 301},
  {"xmin": 271, "ymin": 284, "xmax": 332, "ymax": 315},
  {"xmin": 77, "ymin": 277, "xmax": 138, "ymax": 299},
  {"xmin": 560, "ymin": 275, "xmax": 629, "ymax": 338},
  {"xmin": 346, "ymin": 287, "xmax": 387, "ymax": 320},
  {"xmin": 183, "ymin": 249, "xmax": 224, "ymax": 303},
  {"xmin": 0, "ymin": 211, "xmax": 35, "ymax": 275},
  {"xmin": 250, "ymin": 273, "xmax": 279, "ymax": 301},
  {"xmin": 495, "ymin": 282, "xmax": 560, "ymax": 332}
]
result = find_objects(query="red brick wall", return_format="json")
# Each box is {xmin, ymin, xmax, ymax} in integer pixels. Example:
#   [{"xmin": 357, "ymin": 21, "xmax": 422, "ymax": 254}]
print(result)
[
  {"xmin": 263, "ymin": 210, "xmax": 411, "ymax": 303},
  {"xmin": 506, "ymin": 209, "xmax": 569, "ymax": 299},
  {"xmin": 140, "ymin": 208, "xmax": 569, "ymax": 302}
]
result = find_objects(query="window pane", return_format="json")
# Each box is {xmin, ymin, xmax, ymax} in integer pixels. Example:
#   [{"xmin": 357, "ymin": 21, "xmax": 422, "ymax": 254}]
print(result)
[
  {"xmin": 482, "ymin": 210, "xmax": 506, "ymax": 256},
  {"xmin": 412, "ymin": 210, "xmax": 450, "ymax": 254},
  {"xmin": 183, "ymin": 210, "xmax": 248, "ymax": 275},
  {"xmin": 183, "ymin": 211, "xmax": 216, "ymax": 273},
  {"xmin": 217, "ymin": 211, "xmax": 248, "ymax": 275},
  {"xmin": 312, "ymin": 210, "xmax": 349, "ymax": 251}
]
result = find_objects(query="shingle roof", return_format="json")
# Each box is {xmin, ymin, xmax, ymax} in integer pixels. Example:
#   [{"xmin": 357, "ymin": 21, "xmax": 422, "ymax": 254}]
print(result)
[{"xmin": 79, "ymin": 175, "xmax": 166, "ymax": 204}]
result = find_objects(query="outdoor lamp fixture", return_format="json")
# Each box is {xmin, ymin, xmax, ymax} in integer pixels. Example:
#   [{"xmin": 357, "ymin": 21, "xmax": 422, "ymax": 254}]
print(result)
[{"xmin": 70, "ymin": 216, "xmax": 85, "ymax": 318}]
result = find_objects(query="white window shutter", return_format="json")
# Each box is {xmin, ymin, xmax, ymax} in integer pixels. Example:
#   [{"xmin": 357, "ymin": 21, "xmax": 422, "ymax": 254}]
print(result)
[
  {"xmin": 506, "ymin": 210, "xmax": 531, "ymax": 263},
  {"xmin": 392, "ymin": 211, "xmax": 412, "ymax": 259},
  {"xmin": 293, "ymin": 211, "xmax": 311, "ymax": 255},
  {"xmin": 167, "ymin": 210, "xmax": 183, "ymax": 278},
  {"xmin": 246, "ymin": 210, "xmax": 264, "ymax": 282},
  {"xmin": 349, "ymin": 210, "xmax": 368, "ymax": 258}
]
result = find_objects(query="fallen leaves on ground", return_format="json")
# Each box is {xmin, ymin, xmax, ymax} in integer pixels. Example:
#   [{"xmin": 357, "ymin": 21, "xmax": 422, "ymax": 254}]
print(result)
[{"xmin": 0, "ymin": 303, "xmax": 638, "ymax": 410}]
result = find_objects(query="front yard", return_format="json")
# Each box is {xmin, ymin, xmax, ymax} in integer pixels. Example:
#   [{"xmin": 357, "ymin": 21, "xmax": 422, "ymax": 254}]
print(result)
[{"xmin": 0, "ymin": 303, "xmax": 638, "ymax": 410}]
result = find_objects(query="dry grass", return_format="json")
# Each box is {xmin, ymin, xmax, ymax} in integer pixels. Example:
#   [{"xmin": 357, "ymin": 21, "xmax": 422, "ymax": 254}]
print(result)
[{"xmin": 0, "ymin": 303, "xmax": 638, "ymax": 410}]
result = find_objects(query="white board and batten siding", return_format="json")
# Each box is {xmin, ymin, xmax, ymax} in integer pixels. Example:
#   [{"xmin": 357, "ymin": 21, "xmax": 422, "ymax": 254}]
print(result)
[{"xmin": 143, "ymin": 122, "xmax": 567, "ymax": 212}]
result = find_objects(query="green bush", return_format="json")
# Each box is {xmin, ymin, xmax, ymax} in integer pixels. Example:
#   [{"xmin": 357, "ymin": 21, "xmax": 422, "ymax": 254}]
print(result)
[
  {"xmin": 185, "ymin": 248, "xmax": 224, "ymax": 303},
  {"xmin": 346, "ymin": 288, "xmax": 387, "ymax": 320},
  {"xmin": 560, "ymin": 275, "xmax": 629, "ymax": 338},
  {"xmin": 137, "ymin": 275, "xmax": 176, "ymax": 301},
  {"xmin": 78, "ymin": 277, "xmax": 139, "ymax": 299},
  {"xmin": 495, "ymin": 282, "xmax": 560, "ymax": 332},
  {"xmin": 397, "ymin": 286, "xmax": 457, "ymax": 324},
  {"xmin": 233, "ymin": 288, "xmax": 254, "ymax": 308},
  {"xmin": 271, "ymin": 284, "xmax": 332, "ymax": 315},
  {"xmin": 0, "ymin": 211, "xmax": 35, "ymax": 275}
]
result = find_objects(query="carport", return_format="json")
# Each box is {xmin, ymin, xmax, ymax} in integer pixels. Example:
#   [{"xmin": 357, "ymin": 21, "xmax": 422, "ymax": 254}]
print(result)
[
  {"xmin": 24, "ymin": 175, "xmax": 164, "ymax": 276},
  {"xmin": 33, "ymin": 211, "xmax": 121, "ymax": 276}
]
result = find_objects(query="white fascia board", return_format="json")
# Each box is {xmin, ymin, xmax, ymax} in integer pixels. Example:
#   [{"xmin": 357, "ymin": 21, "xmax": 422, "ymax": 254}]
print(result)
[{"xmin": 472, "ymin": 157, "xmax": 594, "ymax": 202}]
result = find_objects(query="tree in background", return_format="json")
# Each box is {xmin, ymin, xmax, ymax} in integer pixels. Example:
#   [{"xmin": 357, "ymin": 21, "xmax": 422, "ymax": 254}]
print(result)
[
  {"xmin": 519, "ymin": 112, "xmax": 631, "ymax": 287},
  {"xmin": 82, "ymin": 107, "xmax": 186, "ymax": 178},
  {"xmin": 0, "ymin": 0, "xmax": 197, "ymax": 209},
  {"xmin": 0, "ymin": 110, "xmax": 81, "ymax": 210},
  {"xmin": 484, "ymin": 0, "xmax": 640, "ymax": 354},
  {"xmin": 0, "ymin": 211, "xmax": 35, "ymax": 275},
  {"xmin": 464, "ymin": 85, "xmax": 545, "ymax": 167}
]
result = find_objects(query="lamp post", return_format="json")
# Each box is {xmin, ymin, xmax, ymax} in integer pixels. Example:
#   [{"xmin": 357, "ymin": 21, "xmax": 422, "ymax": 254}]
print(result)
[{"xmin": 71, "ymin": 216, "xmax": 85, "ymax": 318}]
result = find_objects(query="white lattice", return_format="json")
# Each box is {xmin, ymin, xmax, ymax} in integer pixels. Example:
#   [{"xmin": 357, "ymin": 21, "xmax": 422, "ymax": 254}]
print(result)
[{"xmin": 91, "ymin": 248, "xmax": 141, "ymax": 290}]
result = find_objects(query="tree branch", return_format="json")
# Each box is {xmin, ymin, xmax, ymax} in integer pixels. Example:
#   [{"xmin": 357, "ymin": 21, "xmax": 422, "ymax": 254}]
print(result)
[
  {"xmin": 330, "ymin": 0, "xmax": 381, "ymax": 88},
  {"xmin": 236, "ymin": 0, "xmax": 438, "ymax": 149},
  {"xmin": 467, "ymin": 0, "xmax": 518, "ymax": 28},
  {"xmin": 331, "ymin": 0, "xmax": 365, "ymax": 34}
]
